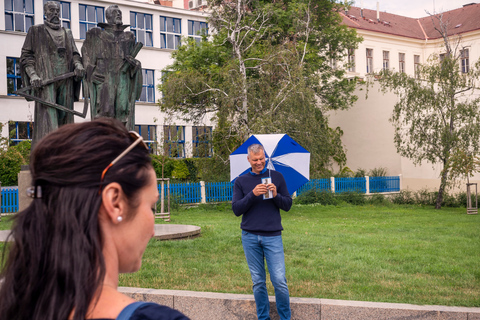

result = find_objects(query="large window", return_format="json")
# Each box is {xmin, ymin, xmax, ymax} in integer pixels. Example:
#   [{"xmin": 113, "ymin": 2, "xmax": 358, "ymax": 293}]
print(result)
[
  {"xmin": 348, "ymin": 48, "xmax": 355, "ymax": 72},
  {"xmin": 160, "ymin": 16, "xmax": 181, "ymax": 49},
  {"xmin": 382, "ymin": 50, "xmax": 389, "ymax": 70},
  {"xmin": 366, "ymin": 48, "xmax": 373, "ymax": 73},
  {"xmin": 414, "ymin": 55, "xmax": 420, "ymax": 78},
  {"xmin": 139, "ymin": 69, "xmax": 155, "ymax": 103},
  {"xmin": 461, "ymin": 49, "xmax": 469, "ymax": 73},
  {"xmin": 398, "ymin": 53, "xmax": 405, "ymax": 73},
  {"xmin": 9, "ymin": 121, "xmax": 33, "ymax": 145},
  {"xmin": 192, "ymin": 126, "xmax": 212, "ymax": 158},
  {"xmin": 7, "ymin": 57, "xmax": 22, "ymax": 96},
  {"xmin": 135, "ymin": 124, "xmax": 156, "ymax": 151},
  {"xmin": 188, "ymin": 20, "xmax": 207, "ymax": 42},
  {"xmin": 164, "ymin": 125, "xmax": 185, "ymax": 158},
  {"xmin": 130, "ymin": 12, "xmax": 152, "ymax": 47},
  {"xmin": 5, "ymin": 0, "xmax": 34, "ymax": 32},
  {"xmin": 79, "ymin": 4, "xmax": 104, "ymax": 39}
]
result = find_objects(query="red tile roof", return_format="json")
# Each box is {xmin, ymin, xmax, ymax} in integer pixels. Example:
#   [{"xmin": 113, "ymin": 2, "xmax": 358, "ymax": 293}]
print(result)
[{"xmin": 341, "ymin": 3, "xmax": 480, "ymax": 40}]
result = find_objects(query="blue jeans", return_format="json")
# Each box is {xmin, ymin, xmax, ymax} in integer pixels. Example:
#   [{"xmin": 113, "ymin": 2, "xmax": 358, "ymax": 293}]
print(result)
[{"xmin": 242, "ymin": 231, "xmax": 291, "ymax": 320}]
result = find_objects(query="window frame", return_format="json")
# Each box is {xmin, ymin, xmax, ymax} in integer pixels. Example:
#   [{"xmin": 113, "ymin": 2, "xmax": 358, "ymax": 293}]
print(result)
[
  {"xmin": 160, "ymin": 16, "xmax": 181, "ymax": 49},
  {"xmin": 414, "ymin": 54, "xmax": 420, "ymax": 78},
  {"xmin": 5, "ymin": 0, "xmax": 34, "ymax": 32},
  {"xmin": 366, "ymin": 48, "xmax": 373, "ymax": 73},
  {"xmin": 382, "ymin": 50, "xmax": 389, "ymax": 71},
  {"xmin": 130, "ymin": 11, "xmax": 153, "ymax": 47},
  {"xmin": 192, "ymin": 126, "xmax": 213, "ymax": 158},
  {"xmin": 135, "ymin": 124, "xmax": 157, "ymax": 151},
  {"xmin": 139, "ymin": 69, "xmax": 155, "ymax": 103},
  {"xmin": 9, "ymin": 121, "xmax": 33, "ymax": 145},
  {"xmin": 398, "ymin": 52, "xmax": 405, "ymax": 73},
  {"xmin": 461, "ymin": 49, "xmax": 469, "ymax": 73},
  {"xmin": 6, "ymin": 57, "xmax": 22, "ymax": 96},
  {"xmin": 163, "ymin": 125, "xmax": 185, "ymax": 158},
  {"xmin": 348, "ymin": 48, "xmax": 355, "ymax": 72},
  {"xmin": 188, "ymin": 19, "xmax": 207, "ymax": 42}
]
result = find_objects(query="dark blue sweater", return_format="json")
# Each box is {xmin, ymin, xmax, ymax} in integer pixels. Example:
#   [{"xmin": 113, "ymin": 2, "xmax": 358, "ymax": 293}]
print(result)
[{"xmin": 232, "ymin": 170, "xmax": 292, "ymax": 236}]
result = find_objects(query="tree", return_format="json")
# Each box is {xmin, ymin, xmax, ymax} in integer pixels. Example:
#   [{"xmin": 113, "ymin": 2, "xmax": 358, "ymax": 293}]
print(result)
[
  {"xmin": 376, "ymin": 15, "xmax": 480, "ymax": 209},
  {"xmin": 159, "ymin": 0, "xmax": 362, "ymax": 177}
]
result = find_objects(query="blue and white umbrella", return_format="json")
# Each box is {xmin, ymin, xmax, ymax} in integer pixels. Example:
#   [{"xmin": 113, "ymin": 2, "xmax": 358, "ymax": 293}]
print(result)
[{"xmin": 230, "ymin": 134, "xmax": 310, "ymax": 195}]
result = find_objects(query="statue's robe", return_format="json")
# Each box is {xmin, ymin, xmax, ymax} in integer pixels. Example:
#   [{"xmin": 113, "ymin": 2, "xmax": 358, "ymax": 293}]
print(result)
[{"xmin": 82, "ymin": 23, "xmax": 142, "ymax": 130}]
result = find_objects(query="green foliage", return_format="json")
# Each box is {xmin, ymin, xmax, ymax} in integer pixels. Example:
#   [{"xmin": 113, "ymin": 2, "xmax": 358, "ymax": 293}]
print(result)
[
  {"xmin": 390, "ymin": 190, "xmax": 416, "ymax": 205},
  {"xmin": 366, "ymin": 193, "xmax": 390, "ymax": 206},
  {"xmin": 171, "ymin": 161, "xmax": 189, "ymax": 181},
  {"xmin": 354, "ymin": 168, "xmax": 367, "ymax": 178},
  {"xmin": 369, "ymin": 167, "xmax": 387, "ymax": 177},
  {"xmin": 335, "ymin": 166, "xmax": 355, "ymax": 178},
  {"xmin": 160, "ymin": 0, "xmax": 362, "ymax": 175},
  {"xmin": 0, "ymin": 141, "xmax": 31, "ymax": 186},
  {"xmin": 294, "ymin": 189, "xmax": 339, "ymax": 206},
  {"xmin": 190, "ymin": 157, "xmax": 230, "ymax": 182},
  {"xmin": 336, "ymin": 191, "xmax": 366, "ymax": 205}
]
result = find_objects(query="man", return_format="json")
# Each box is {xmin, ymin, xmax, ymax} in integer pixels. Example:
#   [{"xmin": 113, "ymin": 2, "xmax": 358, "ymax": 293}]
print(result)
[
  {"xmin": 20, "ymin": 1, "xmax": 85, "ymax": 149},
  {"xmin": 82, "ymin": 4, "xmax": 142, "ymax": 130},
  {"xmin": 232, "ymin": 144, "xmax": 292, "ymax": 320}
]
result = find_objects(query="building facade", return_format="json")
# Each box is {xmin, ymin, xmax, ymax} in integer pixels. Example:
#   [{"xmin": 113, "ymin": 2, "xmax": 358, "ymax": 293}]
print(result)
[
  {"xmin": 328, "ymin": 3, "xmax": 480, "ymax": 191},
  {"xmin": 1, "ymin": 0, "xmax": 213, "ymax": 158}
]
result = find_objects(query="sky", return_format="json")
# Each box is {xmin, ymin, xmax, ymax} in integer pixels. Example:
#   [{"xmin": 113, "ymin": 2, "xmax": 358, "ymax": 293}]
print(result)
[{"xmin": 353, "ymin": 0, "xmax": 467, "ymax": 18}]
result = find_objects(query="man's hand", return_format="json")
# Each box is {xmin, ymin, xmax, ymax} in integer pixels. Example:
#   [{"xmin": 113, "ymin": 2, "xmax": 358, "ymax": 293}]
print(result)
[
  {"xmin": 253, "ymin": 183, "xmax": 277, "ymax": 197},
  {"xmin": 30, "ymin": 74, "xmax": 43, "ymax": 88},
  {"xmin": 74, "ymin": 65, "xmax": 85, "ymax": 80}
]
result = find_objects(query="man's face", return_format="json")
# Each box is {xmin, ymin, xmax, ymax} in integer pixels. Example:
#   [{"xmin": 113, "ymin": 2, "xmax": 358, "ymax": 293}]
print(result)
[
  {"xmin": 45, "ymin": 3, "xmax": 60, "ymax": 25},
  {"xmin": 247, "ymin": 149, "xmax": 266, "ymax": 175},
  {"xmin": 107, "ymin": 8, "xmax": 123, "ymax": 25}
]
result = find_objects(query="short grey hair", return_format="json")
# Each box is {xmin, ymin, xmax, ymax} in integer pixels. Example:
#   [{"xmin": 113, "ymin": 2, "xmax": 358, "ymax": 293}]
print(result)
[
  {"xmin": 248, "ymin": 144, "xmax": 264, "ymax": 154},
  {"xmin": 44, "ymin": 1, "xmax": 60, "ymax": 12}
]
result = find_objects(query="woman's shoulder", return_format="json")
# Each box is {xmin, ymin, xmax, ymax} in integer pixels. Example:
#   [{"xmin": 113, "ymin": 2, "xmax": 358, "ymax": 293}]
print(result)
[{"xmin": 131, "ymin": 302, "xmax": 190, "ymax": 320}]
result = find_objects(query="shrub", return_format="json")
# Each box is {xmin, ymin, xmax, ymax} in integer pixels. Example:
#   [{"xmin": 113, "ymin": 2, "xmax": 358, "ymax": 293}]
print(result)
[
  {"xmin": 337, "ymin": 191, "xmax": 366, "ymax": 205},
  {"xmin": 369, "ymin": 167, "xmax": 388, "ymax": 177},
  {"xmin": 295, "ymin": 189, "xmax": 338, "ymax": 205},
  {"xmin": 390, "ymin": 189, "xmax": 415, "ymax": 205},
  {"xmin": 366, "ymin": 193, "xmax": 389, "ymax": 206},
  {"xmin": 0, "ymin": 141, "xmax": 30, "ymax": 186}
]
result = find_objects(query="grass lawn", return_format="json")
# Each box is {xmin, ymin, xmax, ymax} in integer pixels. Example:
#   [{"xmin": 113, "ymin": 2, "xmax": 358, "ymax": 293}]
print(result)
[{"xmin": 2, "ymin": 203, "xmax": 479, "ymax": 307}]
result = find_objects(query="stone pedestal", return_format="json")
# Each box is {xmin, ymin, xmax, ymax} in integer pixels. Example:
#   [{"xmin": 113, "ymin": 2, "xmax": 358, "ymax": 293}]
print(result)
[{"xmin": 18, "ymin": 165, "xmax": 32, "ymax": 212}]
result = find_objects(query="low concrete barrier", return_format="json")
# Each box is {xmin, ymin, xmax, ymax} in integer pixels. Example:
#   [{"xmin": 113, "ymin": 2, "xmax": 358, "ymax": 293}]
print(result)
[{"xmin": 119, "ymin": 287, "xmax": 480, "ymax": 320}]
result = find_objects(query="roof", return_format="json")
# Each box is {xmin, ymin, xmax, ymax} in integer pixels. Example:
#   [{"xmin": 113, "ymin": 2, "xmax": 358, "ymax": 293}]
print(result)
[{"xmin": 341, "ymin": 3, "xmax": 480, "ymax": 40}]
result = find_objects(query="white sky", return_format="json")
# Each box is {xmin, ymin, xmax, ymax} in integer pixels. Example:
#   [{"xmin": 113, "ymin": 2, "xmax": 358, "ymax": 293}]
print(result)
[{"xmin": 353, "ymin": 0, "xmax": 468, "ymax": 18}]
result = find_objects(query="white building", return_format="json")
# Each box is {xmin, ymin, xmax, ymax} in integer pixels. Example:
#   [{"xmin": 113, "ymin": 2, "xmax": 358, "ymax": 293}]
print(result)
[
  {"xmin": 328, "ymin": 3, "xmax": 480, "ymax": 191},
  {"xmin": 0, "ymin": 0, "xmax": 213, "ymax": 158}
]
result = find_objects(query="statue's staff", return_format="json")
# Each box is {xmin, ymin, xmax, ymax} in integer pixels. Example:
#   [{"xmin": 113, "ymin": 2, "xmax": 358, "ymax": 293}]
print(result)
[{"xmin": 14, "ymin": 72, "xmax": 88, "ymax": 118}]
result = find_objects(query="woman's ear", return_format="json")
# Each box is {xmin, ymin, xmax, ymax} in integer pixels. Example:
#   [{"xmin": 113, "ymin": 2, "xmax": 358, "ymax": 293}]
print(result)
[{"xmin": 99, "ymin": 182, "xmax": 126, "ymax": 224}]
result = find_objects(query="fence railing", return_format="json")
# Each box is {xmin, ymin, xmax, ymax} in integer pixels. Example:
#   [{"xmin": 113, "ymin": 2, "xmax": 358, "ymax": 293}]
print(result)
[
  {"xmin": 1, "ymin": 187, "xmax": 19, "ymax": 213},
  {"xmin": 1, "ymin": 176, "xmax": 401, "ymax": 213}
]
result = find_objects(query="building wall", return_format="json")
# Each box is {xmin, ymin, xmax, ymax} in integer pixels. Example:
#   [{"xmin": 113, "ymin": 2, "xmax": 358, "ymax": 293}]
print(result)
[
  {"xmin": 329, "ymin": 25, "xmax": 480, "ymax": 192},
  {"xmin": 0, "ymin": 0, "xmax": 212, "ymax": 158}
]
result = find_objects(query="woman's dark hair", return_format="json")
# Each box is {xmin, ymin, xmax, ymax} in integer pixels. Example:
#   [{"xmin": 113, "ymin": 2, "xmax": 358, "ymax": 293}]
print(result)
[{"xmin": 0, "ymin": 118, "xmax": 152, "ymax": 320}]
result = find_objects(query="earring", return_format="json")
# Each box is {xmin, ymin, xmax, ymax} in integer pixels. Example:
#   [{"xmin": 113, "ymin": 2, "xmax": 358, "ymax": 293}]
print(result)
[{"xmin": 117, "ymin": 216, "xmax": 123, "ymax": 222}]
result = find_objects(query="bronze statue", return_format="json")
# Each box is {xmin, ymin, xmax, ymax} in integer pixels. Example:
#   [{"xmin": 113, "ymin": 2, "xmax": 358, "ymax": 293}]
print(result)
[
  {"xmin": 82, "ymin": 5, "xmax": 143, "ymax": 131},
  {"xmin": 20, "ymin": 1, "xmax": 85, "ymax": 149}
]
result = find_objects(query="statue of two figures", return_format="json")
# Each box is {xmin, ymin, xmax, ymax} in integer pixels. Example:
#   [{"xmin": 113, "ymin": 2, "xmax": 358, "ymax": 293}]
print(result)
[{"xmin": 19, "ymin": 2, "xmax": 142, "ymax": 149}]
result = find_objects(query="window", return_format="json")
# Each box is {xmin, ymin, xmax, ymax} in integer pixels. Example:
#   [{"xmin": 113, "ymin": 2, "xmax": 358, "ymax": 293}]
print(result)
[
  {"xmin": 188, "ymin": 20, "xmax": 207, "ymax": 42},
  {"xmin": 139, "ymin": 69, "xmax": 155, "ymax": 103},
  {"xmin": 130, "ymin": 12, "xmax": 152, "ymax": 47},
  {"xmin": 79, "ymin": 4, "xmax": 104, "ymax": 39},
  {"xmin": 382, "ymin": 50, "xmax": 389, "ymax": 70},
  {"xmin": 192, "ymin": 126, "xmax": 212, "ymax": 158},
  {"xmin": 135, "ymin": 124, "xmax": 156, "ymax": 151},
  {"xmin": 163, "ymin": 125, "xmax": 185, "ymax": 158},
  {"xmin": 398, "ymin": 53, "xmax": 405, "ymax": 73},
  {"xmin": 461, "ymin": 49, "xmax": 469, "ymax": 73},
  {"xmin": 7, "ymin": 57, "xmax": 22, "ymax": 96},
  {"xmin": 42, "ymin": 0, "xmax": 70, "ymax": 28},
  {"xmin": 5, "ymin": 0, "xmax": 34, "ymax": 32},
  {"xmin": 348, "ymin": 48, "xmax": 355, "ymax": 72},
  {"xmin": 366, "ymin": 48, "xmax": 373, "ymax": 73},
  {"xmin": 160, "ymin": 16, "xmax": 181, "ymax": 49},
  {"xmin": 414, "ymin": 55, "xmax": 420, "ymax": 78},
  {"xmin": 9, "ymin": 121, "xmax": 33, "ymax": 145}
]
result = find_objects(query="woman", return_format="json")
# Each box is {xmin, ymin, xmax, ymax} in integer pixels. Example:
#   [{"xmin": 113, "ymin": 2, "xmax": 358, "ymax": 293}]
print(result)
[{"xmin": 0, "ymin": 118, "xmax": 190, "ymax": 320}]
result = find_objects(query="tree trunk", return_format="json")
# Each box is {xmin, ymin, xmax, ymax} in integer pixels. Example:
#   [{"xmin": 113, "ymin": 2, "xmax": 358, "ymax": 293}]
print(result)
[{"xmin": 435, "ymin": 166, "xmax": 449, "ymax": 209}]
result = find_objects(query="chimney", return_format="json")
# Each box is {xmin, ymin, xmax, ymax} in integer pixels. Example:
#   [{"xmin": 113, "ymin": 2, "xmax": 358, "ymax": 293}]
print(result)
[
  {"xmin": 377, "ymin": 2, "xmax": 380, "ymax": 21},
  {"xmin": 360, "ymin": 0, "xmax": 364, "ymax": 18}
]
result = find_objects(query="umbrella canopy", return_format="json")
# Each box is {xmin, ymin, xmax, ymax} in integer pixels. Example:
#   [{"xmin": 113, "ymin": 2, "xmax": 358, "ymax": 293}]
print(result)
[{"xmin": 230, "ymin": 134, "xmax": 310, "ymax": 195}]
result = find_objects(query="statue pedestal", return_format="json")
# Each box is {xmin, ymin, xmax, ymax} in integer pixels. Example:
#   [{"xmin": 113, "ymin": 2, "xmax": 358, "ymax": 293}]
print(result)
[{"xmin": 18, "ymin": 165, "xmax": 32, "ymax": 212}]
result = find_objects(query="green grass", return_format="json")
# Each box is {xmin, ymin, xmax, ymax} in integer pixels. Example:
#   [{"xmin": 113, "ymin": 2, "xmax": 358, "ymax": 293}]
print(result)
[{"xmin": 2, "ymin": 204, "xmax": 479, "ymax": 307}]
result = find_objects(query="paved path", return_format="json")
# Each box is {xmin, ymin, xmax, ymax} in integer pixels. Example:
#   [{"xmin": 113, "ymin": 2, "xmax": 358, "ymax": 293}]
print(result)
[{"xmin": 0, "ymin": 224, "xmax": 201, "ymax": 242}]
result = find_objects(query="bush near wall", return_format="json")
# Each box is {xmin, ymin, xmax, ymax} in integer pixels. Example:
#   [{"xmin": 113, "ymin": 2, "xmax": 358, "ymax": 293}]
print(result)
[{"xmin": 0, "ymin": 141, "xmax": 30, "ymax": 186}]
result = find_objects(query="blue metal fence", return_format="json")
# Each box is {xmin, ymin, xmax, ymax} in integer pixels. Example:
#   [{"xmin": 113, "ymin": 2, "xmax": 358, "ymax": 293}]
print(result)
[
  {"xmin": 159, "ymin": 182, "xmax": 201, "ymax": 204},
  {"xmin": 206, "ymin": 182, "xmax": 233, "ymax": 202},
  {"xmin": 1, "ymin": 187, "xmax": 19, "ymax": 213},
  {"xmin": 296, "ymin": 179, "xmax": 331, "ymax": 196},
  {"xmin": 335, "ymin": 177, "xmax": 367, "ymax": 193},
  {"xmin": 369, "ymin": 176, "xmax": 400, "ymax": 193},
  {"xmin": 2, "ymin": 176, "xmax": 400, "ymax": 213}
]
